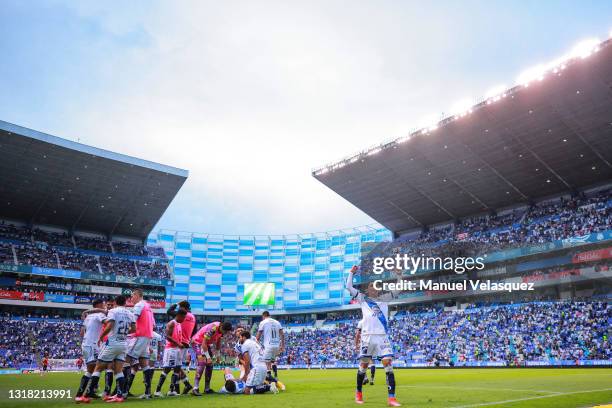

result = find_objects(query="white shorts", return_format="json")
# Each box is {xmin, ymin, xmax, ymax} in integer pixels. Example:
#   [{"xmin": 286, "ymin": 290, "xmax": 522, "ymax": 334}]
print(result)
[
  {"xmin": 127, "ymin": 337, "xmax": 151, "ymax": 360},
  {"xmin": 98, "ymin": 343, "xmax": 127, "ymax": 363},
  {"xmin": 263, "ymin": 345, "xmax": 280, "ymax": 363},
  {"xmin": 245, "ymin": 364, "xmax": 267, "ymax": 387},
  {"xmin": 162, "ymin": 348, "xmax": 181, "ymax": 368},
  {"xmin": 82, "ymin": 344, "xmax": 99, "ymax": 364},
  {"xmin": 359, "ymin": 334, "xmax": 393, "ymax": 359}
]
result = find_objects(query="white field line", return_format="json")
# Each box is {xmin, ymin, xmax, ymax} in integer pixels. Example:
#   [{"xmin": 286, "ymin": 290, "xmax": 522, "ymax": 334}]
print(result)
[
  {"xmin": 398, "ymin": 384, "xmax": 561, "ymax": 394},
  {"xmin": 448, "ymin": 387, "xmax": 612, "ymax": 408}
]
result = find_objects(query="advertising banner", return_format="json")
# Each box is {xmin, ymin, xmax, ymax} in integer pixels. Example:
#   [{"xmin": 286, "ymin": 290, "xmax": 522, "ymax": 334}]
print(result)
[
  {"xmin": 91, "ymin": 285, "xmax": 122, "ymax": 295},
  {"xmin": 121, "ymin": 287, "xmax": 165, "ymax": 298},
  {"xmin": 74, "ymin": 295, "xmax": 94, "ymax": 304},
  {"xmin": 572, "ymin": 247, "xmax": 612, "ymax": 263},
  {"xmin": 0, "ymin": 289, "xmax": 23, "ymax": 300},
  {"xmin": 43, "ymin": 293, "xmax": 76, "ymax": 303},
  {"xmin": 31, "ymin": 266, "xmax": 81, "ymax": 279}
]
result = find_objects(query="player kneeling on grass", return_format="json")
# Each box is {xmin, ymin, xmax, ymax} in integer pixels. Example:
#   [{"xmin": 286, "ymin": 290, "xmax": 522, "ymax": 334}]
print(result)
[
  {"xmin": 154, "ymin": 309, "xmax": 187, "ymax": 397},
  {"xmin": 238, "ymin": 330, "xmax": 278, "ymax": 395},
  {"xmin": 347, "ymin": 265, "xmax": 400, "ymax": 407}
]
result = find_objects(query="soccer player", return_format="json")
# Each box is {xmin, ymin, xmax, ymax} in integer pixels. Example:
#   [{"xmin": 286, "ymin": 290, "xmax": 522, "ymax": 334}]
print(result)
[
  {"xmin": 76, "ymin": 357, "xmax": 84, "ymax": 372},
  {"xmin": 154, "ymin": 308, "xmax": 187, "ymax": 397},
  {"xmin": 191, "ymin": 320, "xmax": 233, "ymax": 395},
  {"xmin": 346, "ymin": 265, "xmax": 400, "ymax": 406},
  {"xmin": 256, "ymin": 310, "xmax": 284, "ymax": 382},
  {"xmin": 356, "ymin": 319, "xmax": 375, "ymax": 385},
  {"xmin": 41, "ymin": 353, "xmax": 49, "ymax": 375},
  {"xmin": 77, "ymin": 295, "xmax": 136, "ymax": 404},
  {"xmin": 124, "ymin": 289, "xmax": 155, "ymax": 399},
  {"xmin": 219, "ymin": 367, "xmax": 279, "ymax": 395},
  {"xmin": 81, "ymin": 297, "xmax": 116, "ymax": 398},
  {"xmin": 75, "ymin": 299, "xmax": 106, "ymax": 401},
  {"xmin": 166, "ymin": 301, "xmax": 196, "ymax": 394},
  {"xmin": 238, "ymin": 330, "xmax": 278, "ymax": 395},
  {"xmin": 148, "ymin": 331, "xmax": 163, "ymax": 368}
]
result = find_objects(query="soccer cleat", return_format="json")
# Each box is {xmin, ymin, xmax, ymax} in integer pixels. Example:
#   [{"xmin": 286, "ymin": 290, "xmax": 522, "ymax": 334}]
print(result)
[
  {"xmin": 138, "ymin": 394, "xmax": 151, "ymax": 399},
  {"xmin": 277, "ymin": 381, "xmax": 286, "ymax": 391},
  {"xmin": 388, "ymin": 397, "xmax": 401, "ymax": 406},
  {"xmin": 153, "ymin": 391, "xmax": 164, "ymax": 398},
  {"xmin": 75, "ymin": 396, "xmax": 91, "ymax": 404},
  {"xmin": 269, "ymin": 382, "xmax": 279, "ymax": 394},
  {"xmin": 370, "ymin": 380, "xmax": 374, "ymax": 386},
  {"xmin": 355, "ymin": 391, "xmax": 364, "ymax": 404},
  {"xmin": 86, "ymin": 393, "xmax": 101, "ymax": 399},
  {"xmin": 166, "ymin": 391, "xmax": 178, "ymax": 397},
  {"xmin": 362, "ymin": 377, "xmax": 369, "ymax": 385},
  {"xmin": 103, "ymin": 394, "xmax": 114, "ymax": 401},
  {"xmin": 190, "ymin": 389, "xmax": 202, "ymax": 396},
  {"xmin": 204, "ymin": 389, "xmax": 216, "ymax": 394},
  {"xmin": 182, "ymin": 384, "xmax": 193, "ymax": 394},
  {"xmin": 106, "ymin": 395, "xmax": 125, "ymax": 403}
]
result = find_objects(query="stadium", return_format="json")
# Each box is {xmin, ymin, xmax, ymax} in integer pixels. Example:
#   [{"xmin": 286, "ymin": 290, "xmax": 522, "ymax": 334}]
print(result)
[{"xmin": 1, "ymin": 8, "xmax": 612, "ymax": 408}]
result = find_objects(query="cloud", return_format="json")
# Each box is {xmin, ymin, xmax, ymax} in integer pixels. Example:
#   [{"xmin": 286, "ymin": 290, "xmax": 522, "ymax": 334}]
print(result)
[{"xmin": 3, "ymin": 0, "xmax": 612, "ymax": 235}]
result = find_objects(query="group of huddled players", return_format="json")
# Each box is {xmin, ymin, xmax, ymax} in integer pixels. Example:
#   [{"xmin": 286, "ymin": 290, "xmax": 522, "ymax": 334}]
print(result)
[{"xmin": 73, "ymin": 290, "xmax": 287, "ymax": 403}]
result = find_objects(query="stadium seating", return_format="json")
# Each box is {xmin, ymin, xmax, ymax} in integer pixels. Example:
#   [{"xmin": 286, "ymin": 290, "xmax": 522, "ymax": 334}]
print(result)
[
  {"xmin": 278, "ymin": 301, "xmax": 611, "ymax": 366},
  {"xmin": 0, "ymin": 223, "xmax": 171, "ymax": 280},
  {"xmin": 2, "ymin": 300, "xmax": 607, "ymax": 369},
  {"xmin": 366, "ymin": 189, "xmax": 611, "ymax": 264}
]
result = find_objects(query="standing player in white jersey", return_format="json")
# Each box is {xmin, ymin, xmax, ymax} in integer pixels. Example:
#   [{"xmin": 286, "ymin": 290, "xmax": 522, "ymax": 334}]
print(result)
[
  {"xmin": 256, "ymin": 310, "xmax": 284, "ymax": 382},
  {"xmin": 346, "ymin": 265, "xmax": 400, "ymax": 406},
  {"xmin": 78, "ymin": 295, "xmax": 136, "ymax": 404},
  {"xmin": 356, "ymin": 319, "xmax": 376, "ymax": 386},
  {"xmin": 75, "ymin": 298, "xmax": 106, "ymax": 401},
  {"xmin": 238, "ymin": 330, "xmax": 278, "ymax": 395},
  {"xmin": 148, "ymin": 331, "xmax": 163, "ymax": 367}
]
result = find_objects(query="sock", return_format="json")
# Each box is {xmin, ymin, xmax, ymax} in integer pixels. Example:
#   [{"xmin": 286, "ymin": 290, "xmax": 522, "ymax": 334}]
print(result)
[
  {"xmin": 371, "ymin": 365, "xmax": 376, "ymax": 381},
  {"xmin": 126, "ymin": 371, "xmax": 135, "ymax": 394},
  {"xmin": 385, "ymin": 366, "xmax": 396, "ymax": 398},
  {"xmin": 77, "ymin": 372, "xmax": 92, "ymax": 397},
  {"xmin": 115, "ymin": 372, "xmax": 126, "ymax": 397},
  {"xmin": 88, "ymin": 372, "xmax": 101, "ymax": 397},
  {"xmin": 357, "ymin": 367, "xmax": 366, "ymax": 392},
  {"xmin": 170, "ymin": 373, "xmax": 178, "ymax": 393},
  {"xmin": 204, "ymin": 365, "xmax": 213, "ymax": 391},
  {"xmin": 104, "ymin": 370, "xmax": 113, "ymax": 394},
  {"xmin": 272, "ymin": 364, "xmax": 278, "ymax": 378},
  {"xmin": 143, "ymin": 368, "xmax": 153, "ymax": 395},
  {"xmin": 181, "ymin": 375, "xmax": 192, "ymax": 388},
  {"xmin": 194, "ymin": 361, "xmax": 205, "ymax": 388},
  {"xmin": 266, "ymin": 370, "xmax": 274, "ymax": 382},
  {"xmin": 156, "ymin": 372, "xmax": 167, "ymax": 393}
]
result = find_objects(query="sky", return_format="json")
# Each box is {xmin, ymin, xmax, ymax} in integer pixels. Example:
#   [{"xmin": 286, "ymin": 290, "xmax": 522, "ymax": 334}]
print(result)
[{"xmin": 1, "ymin": 1, "xmax": 611, "ymax": 236}]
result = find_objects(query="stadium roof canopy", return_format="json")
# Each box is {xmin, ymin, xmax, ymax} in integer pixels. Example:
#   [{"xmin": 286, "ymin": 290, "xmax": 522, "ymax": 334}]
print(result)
[
  {"xmin": 314, "ymin": 38, "xmax": 612, "ymax": 234},
  {"xmin": 0, "ymin": 121, "xmax": 188, "ymax": 239}
]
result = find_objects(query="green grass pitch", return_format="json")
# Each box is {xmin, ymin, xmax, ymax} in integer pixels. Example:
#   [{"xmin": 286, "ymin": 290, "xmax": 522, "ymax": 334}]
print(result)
[{"xmin": 0, "ymin": 368, "xmax": 610, "ymax": 408}]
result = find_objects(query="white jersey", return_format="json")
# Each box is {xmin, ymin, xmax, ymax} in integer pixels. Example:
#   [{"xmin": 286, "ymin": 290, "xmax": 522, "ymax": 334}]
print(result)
[
  {"xmin": 104, "ymin": 306, "xmax": 135, "ymax": 346},
  {"xmin": 346, "ymin": 271, "xmax": 389, "ymax": 335},
  {"xmin": 241, "ymin": 338, "xmax": 266, "ymax": 368},
  {"xmin": 258, "ymin": 317, "xmax": 283, "ymax": 347},
  {"xmin": 83, "ymin": 312, "xmax": 105, "ymax": 346},
  {"xmin": 150, "ymin": 332, "xmax": 163, "ymax": 350}
]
